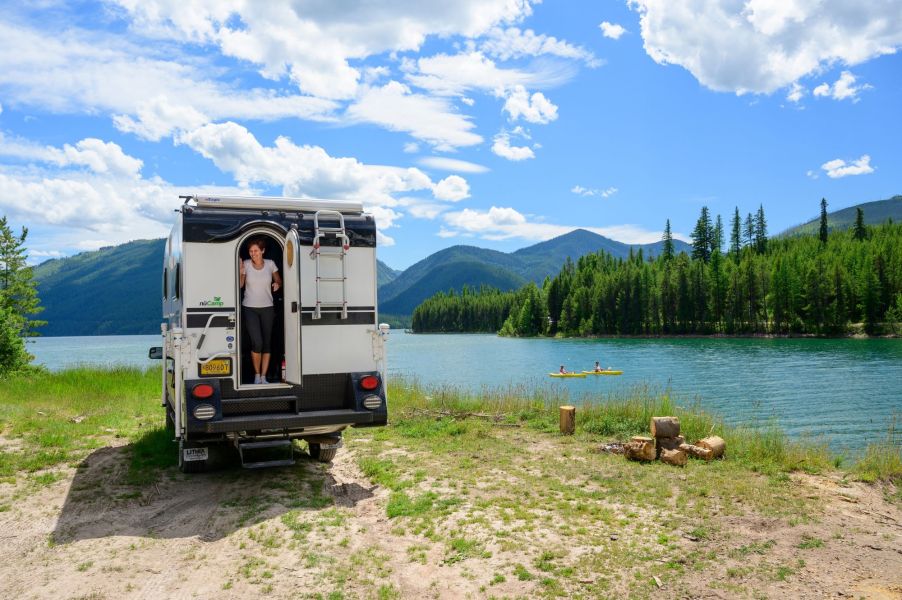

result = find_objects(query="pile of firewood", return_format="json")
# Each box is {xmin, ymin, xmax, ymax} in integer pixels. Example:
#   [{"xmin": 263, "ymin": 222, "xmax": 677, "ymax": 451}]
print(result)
[{"xmin": 624, "ymin": 417, "xmax": 725, "ymax": 466}]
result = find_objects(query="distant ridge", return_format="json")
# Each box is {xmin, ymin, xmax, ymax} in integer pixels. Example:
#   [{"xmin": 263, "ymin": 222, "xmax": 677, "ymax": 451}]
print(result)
[
  {"xmin": 32, "ymin": 228, "xmax": 689, "ymax": 335},
  {"xmin": 779, "ymin": 195, "xmax": 902, "ymax": 237}
]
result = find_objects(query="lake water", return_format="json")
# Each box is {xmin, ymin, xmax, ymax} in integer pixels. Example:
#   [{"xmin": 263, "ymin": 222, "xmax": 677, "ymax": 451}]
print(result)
[{"xmin": 26, "ymin": 332, "xmax": 902, "ymax": 453}]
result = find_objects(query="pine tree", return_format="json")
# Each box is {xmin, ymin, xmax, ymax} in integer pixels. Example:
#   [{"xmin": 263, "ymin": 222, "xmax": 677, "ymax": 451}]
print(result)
[
  {"xmin": 853, "ymin": 207, "xmax": 867, "ymax": 241},
  {"xmin": 662, "ymin": 219, "xmax": 674, "ymax": 261},
  {"xmin": 754, "ymin": 204, "xmax": 767, "ymax": 254},
  {"xmin": 818, "ymin": 198, "xmax": 829, "ymax": 244},
  {"xmin": 712, "ymin": 214, "xmax": 724, "ymax": 256},
  {"xmin": 0, "ymin": 216, "xmax": 45, "ymax": 338},
  {"xmin": 730, "ymin": 207, "xmax": 742, "ymax": 259},
  {"xmin": 744, "ymin": 213, "xmax": 755, "ymax": 248},
  {"xmin": 691, "ymin": 206, "xmax": 712, "ymax": 262}
]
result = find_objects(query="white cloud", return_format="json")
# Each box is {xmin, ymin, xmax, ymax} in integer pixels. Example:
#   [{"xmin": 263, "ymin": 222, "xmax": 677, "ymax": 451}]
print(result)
[
  {"xmin": 397, "ymin": 197, "xmax": 446, "ymax": 219},
  {"xmin": 432, "ymin": 175, "xmax": 470, "ymax": 202},
  {"xmin": 403, "ymin": 142, "xmax": 420, "ymax": 154},
  {"xmin": 0, "ymin": 22, "xmax": 337, "ymax": 131},
  {"xmin": 419, "ymin": 157, "xmax": 489, "ymax": 173},
  {"xmin": 806, "ymin": 169, "xmax": 819, "ymax": 180},
  {"xmin": 442, "ymin": 205, "xmax": 672, "ymax": 243},
  {"xmin": 628, "ymin": 1, "xmax": 902, "ymax": 95},
  {"xmin": 502, "ymin": 85, "xmax": 558, "ymax": 123},
  {"xmin": 481, "ymin": 26, "xmax": 600, "ymax": 65},
  {"xmin": 112, "ymin": 0, "xmax": 537, "ymax": 100},
  {"xmin": 175, "ymin": 120, "xmax": 470, "ymax": 232},
  {"xmin": 786, "ymin": 82, "xmax": 805, "ymax": 103},
  {"xmin": 821, "ymin": 155, "xmax": 874, "ymax": 178},
  {"xmin": 346, "ymin": 81, "xmax": 482, "ymax": 149},
  {"xmin": 491, "ymin": 131, "xmax": 535, "ymax": 161},
  {"xmin": 812, "ymin": 71, "xmax": 872, "ymax": 102},
  {"xmin": 571, "ymin": 185, "xmax": 618, "ymax": 198},
  {"xmin": 599, "ymin": 22, "xmax": 627, "ymax": 40}
]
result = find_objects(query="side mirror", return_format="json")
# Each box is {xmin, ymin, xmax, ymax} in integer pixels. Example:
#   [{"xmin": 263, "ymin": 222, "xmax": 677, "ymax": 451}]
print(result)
[{"xmin": 148, "ymin": 346, "xmax": 163, "ymax": 359}]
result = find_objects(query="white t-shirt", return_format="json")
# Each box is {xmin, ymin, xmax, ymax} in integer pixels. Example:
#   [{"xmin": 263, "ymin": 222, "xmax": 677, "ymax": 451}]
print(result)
[{"xmin": 242, "ymin": 259, "xmax": 278, "ymax": 307}]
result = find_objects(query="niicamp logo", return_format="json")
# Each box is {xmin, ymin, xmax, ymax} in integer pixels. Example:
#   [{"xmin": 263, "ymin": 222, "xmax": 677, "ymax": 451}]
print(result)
[{"xmin": 199, "ymin": 296, "xmax": 225, "ymax": 307}]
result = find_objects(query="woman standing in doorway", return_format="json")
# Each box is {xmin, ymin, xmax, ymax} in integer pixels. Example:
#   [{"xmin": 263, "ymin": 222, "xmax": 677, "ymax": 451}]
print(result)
[{"xmin": 239, "ymin": 238, "xmax": 282, "ymax": 384}]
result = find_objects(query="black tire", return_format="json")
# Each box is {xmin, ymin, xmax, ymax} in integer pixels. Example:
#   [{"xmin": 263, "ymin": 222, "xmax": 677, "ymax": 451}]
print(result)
[
  {"xmin": 308, "ymin": 443, "xmax": 338, "ymax": 463},
  {"xmin": 178, "ymin": 438, "xmax": 208, "ymax": 473}
]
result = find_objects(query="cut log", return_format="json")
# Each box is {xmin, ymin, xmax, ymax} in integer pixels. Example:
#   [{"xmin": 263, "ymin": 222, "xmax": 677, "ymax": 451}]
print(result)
[
  {"xmin": 660, "ymin": 448, "xmax": 687, "ymax": 467},
  {"xmin": 696, "ymin": 436, "xmax": 726, "ymax": 459},
  {"xmin": 625, "ymin": 440, "xmax": 656, "ymax": 462},
  {"xmin": 559, "ymin": 405, "xmax": 576, "ymax": 435},
  {"xmin": 650, "ymin": 416, "xmax": 680, "ymax": 438},
  {"xmin": 679, "ymin": 443, "xmax": 713, "ymax": 461},
  {"xmin": 655, "ymin": 435, "xmax": 685, "ymax": 453},
  {"xmin": 631, "ymin": 435, "xmax": 654, "ymax": 444}
]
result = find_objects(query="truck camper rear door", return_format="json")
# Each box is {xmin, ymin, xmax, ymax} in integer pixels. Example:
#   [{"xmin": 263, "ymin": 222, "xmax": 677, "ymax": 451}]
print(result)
[{"xmin": 283, "ymin": 227, "xmax": 302, "ymax": 384}]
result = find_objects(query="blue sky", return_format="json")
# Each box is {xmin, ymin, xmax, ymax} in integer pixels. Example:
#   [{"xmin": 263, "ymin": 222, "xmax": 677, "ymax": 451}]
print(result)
[{"xmin": 0, "ymin": 1, "xmax": 900, "ymax": 269}]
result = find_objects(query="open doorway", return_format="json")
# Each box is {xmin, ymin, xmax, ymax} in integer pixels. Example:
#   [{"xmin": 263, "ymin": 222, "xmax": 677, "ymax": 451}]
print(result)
[{"xmin": 237, "ymin": 232, "xmax": 286, "ymax": 386}]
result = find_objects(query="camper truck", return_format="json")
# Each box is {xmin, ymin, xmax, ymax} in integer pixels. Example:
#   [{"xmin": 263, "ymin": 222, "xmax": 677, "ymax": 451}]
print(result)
[{"xmin": 149, "ymin": 195, "xmax": 389, "ymax": 472}]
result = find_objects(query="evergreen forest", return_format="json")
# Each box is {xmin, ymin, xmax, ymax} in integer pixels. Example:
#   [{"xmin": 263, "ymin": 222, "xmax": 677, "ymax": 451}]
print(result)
[{"xmin": 411, "ymin": 205, "xmax": 902, "ymax": 337}]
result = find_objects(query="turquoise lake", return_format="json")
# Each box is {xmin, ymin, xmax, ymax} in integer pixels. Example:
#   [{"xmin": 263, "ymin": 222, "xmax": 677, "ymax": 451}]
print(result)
[{"xmin": 27, "ymin": 332, "xmax": 902, "ymax": 453}]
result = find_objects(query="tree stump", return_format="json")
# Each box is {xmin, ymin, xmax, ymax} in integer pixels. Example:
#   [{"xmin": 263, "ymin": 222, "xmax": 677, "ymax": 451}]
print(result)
[
  {"xmin": 660, "ymin": 448, "xmax": 687, "ymax": 467},
  {"xmin": 631, "ymin": 435, "xmax": 654, "ymax": 444},
  {"xmin": 655, "ymin": 435, "xmax": 685, "ymax": 457},
  {"xmin": 559, "ymin": 405, "xmax": 576, "ymax": 435},
  {"xmin": 696, "ymin": 436, "xmax": 726, "ymax": 459},
  {"xmin": 650, "ymin": 416, "xmax": 680, "ymax": 438},
  {"xmin": 625, "ymin": 440, "xmax": 656, "ymax": 461},
  {"xmin": 679, "ymin": 443, "xmax": 713, "ymax": 461}
]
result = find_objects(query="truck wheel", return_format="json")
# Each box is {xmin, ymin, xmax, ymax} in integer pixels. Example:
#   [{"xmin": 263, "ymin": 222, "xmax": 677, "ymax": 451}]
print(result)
[
  {"xmin": 178, "ymin": 439, "xmax": 208, "ymax": 473},
  {"xmin": 308, "ymin": 443, "xmax": 337, "ymax": 463}
]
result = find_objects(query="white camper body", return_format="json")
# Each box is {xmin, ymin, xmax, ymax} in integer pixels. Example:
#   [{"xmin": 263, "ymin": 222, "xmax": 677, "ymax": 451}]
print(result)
[{"xmin": 152, "ymin": 195, "xmax": 388, "ymax": 471}]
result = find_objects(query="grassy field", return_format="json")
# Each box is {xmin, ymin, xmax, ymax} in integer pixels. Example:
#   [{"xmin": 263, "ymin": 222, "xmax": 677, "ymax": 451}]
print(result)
[{"xmin": 0, "ymin": 367, "xmax": 900, "ymax": 597}]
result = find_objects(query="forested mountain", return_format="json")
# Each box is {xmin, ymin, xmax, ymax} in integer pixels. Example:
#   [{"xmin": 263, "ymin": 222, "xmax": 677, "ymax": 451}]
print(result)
[
  {"xmin": 33, "ymin": 238, "xmax": 164, "ymax": 336},
  {"xmin": 379, "ymin": 229, "xmax": 690, "ymax": 316},
  {"xmin": 412, "ymin": 221, "xmax": 902, "ymax": 336},
  {"xmin": 376, "ymin": 260, "xmax": 400, "ymax": 286},
  {"xmin": 780, "ymin": 195, "xmax": 902, "ymax": 237}
]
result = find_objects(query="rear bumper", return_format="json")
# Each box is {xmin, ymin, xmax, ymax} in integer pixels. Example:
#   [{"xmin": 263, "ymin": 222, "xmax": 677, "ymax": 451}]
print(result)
[{"xmin": 190, "ymin": 408, "xmax": 386, "ymax": 434}]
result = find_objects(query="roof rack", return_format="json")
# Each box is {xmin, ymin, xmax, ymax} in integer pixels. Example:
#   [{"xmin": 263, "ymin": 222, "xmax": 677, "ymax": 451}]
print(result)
[{"xmin": 190, "ymin": 195, "xmax": 364, "ymax": 213}]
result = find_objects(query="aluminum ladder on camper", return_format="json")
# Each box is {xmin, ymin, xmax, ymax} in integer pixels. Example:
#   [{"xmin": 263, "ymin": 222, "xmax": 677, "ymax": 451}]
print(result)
[{"xmin": 310, "ymin": 209, "xmax": 349, "ymax": 320}]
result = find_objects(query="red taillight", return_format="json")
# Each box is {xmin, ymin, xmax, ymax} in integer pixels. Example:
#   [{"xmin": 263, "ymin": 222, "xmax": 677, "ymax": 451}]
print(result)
[
  {"xmin": 360, "ymin": 375, "xmax": 379, "ymax": 391},
  {"xmin": 192, "ymin": 384, "xmax": 214, "ymax": 399}
]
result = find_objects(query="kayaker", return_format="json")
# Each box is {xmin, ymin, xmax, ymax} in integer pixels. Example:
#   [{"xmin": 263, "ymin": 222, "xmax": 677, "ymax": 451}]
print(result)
[
  {"xmin": 594, "ymin": 361, "xmax": 602, "ymax": 372},
  {"xmin": 559, "ymin": 365, "xmax": 568, "ymax": 374}
]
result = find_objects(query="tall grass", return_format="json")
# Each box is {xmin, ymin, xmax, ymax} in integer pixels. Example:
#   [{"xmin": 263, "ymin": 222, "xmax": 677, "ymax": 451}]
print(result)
[{"xmin": 385, "ymin": 377, "xmax": 890, "ymax": 479}]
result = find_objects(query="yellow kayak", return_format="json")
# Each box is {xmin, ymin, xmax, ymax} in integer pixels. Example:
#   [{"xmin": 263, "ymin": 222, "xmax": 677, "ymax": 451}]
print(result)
[
  {"xmin": 582, "ymin": 370, "xmax": 623, "ymax": 376},
  {"xmin": 549, "ymin": 372, "xmax": 587, "ymax": 378}
]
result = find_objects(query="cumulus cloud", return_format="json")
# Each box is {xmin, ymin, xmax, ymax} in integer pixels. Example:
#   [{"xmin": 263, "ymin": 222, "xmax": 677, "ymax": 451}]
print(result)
[
  {"xmin": 441, "ymin": 205, "xmax": 673, "ymax": 243},
  {"xmin": 786, "ymin": 82, "xmax": 805, "ymax": 103},
  {"xmin": 821, "ymin": 155, "xmax": 874, "ymax": 178},
  {"xmin": 404, "ymin": 51, "xmax": 542, "ymax": 96},
  {"xmin": 502, "ymin": 85, "xmax": 558, "ymax": 123},
  {"xmin": 491, "ymin": 130, "xmax": 535, "ymax": 161},
  {"xmin": 433, "ymin": 175, "xmax": 470, "ymax": 202},
  {"xmin": 571, "ymin": 185, "xmax": 618, "ymax": 198},
  {"xmin": 419, "ymin": 157, "xmax": 489, "ymax": 173},
  {"xmin": 346, "ymin": 82, "xmax": 482, "ymax": 150},
  {"xmin": 628, "ymin": 1, "xmax": 902, "ymax": 95},
  {"xmin": 599, "ymin": 22, "xmax": 627, "ymax": 40},
  {"xmin": 112, "ymin": 0, "xmax": 537, "ymax": 100},
  {"xmin": 812, "ymin": 71, "xmax": 872, "ymax": 102}
]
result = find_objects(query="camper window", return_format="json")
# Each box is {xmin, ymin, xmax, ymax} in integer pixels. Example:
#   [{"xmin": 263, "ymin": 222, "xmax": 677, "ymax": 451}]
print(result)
[
  {"xmin": 162, "ymin": 268, "xmax": 168, "ymax": 298},
  {"xmin": 174, "ymin": 263, "xmax": 181, "ymax": 299}
]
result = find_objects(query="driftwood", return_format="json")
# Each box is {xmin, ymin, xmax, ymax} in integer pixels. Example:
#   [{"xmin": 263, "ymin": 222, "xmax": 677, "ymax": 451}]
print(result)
[
  {"xmin": 697, "ymin": 436, "xmax": 726, "ymax": 459},
  {"xmin": 650, "ymin": 416, "xmax": 680, "ymax": 438},
  {"xmin": 559, "ymin": 406, "xmax": 576, "ymax": 435},
  {"xmin": 625, "ymin": 440, "xmax": 656, "ymax": 462},
  {"xmin": 679, "ymin": 443, "xmax": 713, "ymax": 461},
  {"xmin": 660, "ymin": 448, "xmax": 687, "ymax": 467},
  {"xmin": 408, "ymin": 407, "xmax": 519, "ymax": 426}
]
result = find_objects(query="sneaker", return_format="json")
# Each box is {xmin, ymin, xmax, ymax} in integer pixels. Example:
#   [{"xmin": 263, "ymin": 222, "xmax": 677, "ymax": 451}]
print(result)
[
  {"xmin": 254, "ymin": 374, "xmax": 262, "ymax": 384},
  {"xmin": 260, "ymin": 376, "xmax": 269, "ymax": 384}
]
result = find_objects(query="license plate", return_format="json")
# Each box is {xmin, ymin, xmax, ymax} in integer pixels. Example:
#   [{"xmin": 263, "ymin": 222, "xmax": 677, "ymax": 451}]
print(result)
[
  {"xmin": 183, "ymin": 447, "xmax": 208, "ymax": 462},
  {"xmin": 200, "ymin": 358, "xmax": 231, "ymax": 377}
]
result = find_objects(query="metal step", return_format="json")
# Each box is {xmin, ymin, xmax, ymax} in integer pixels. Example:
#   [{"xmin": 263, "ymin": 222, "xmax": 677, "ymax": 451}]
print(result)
[{"xmin": 237, "ymin": 439, "xmax": 295, "ymax": 469}]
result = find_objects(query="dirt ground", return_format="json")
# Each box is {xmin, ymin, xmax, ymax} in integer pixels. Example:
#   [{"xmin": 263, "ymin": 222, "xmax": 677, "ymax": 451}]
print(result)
[{"xmin": 0, "ymin": 434, "xmax": 900, "ymax": 600}]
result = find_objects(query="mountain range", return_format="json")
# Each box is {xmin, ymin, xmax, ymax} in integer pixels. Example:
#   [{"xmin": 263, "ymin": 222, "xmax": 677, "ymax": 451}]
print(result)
[{"xmin": 30, "ymin": 196, "xmax": 899, "ymax": 335}]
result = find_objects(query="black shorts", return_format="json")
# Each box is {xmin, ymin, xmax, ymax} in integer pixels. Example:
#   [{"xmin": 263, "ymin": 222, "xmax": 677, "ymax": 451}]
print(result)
[{"xmin": 243, "ymin": 306, "xmax": 275, "ymax": 353}]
